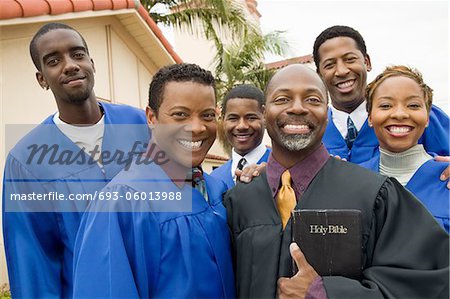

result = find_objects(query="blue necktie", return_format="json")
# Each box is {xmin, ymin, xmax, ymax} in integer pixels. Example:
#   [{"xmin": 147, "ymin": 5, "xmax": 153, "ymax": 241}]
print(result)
[
  {"xmin": 190, "ymin": 167, "xmax": 208, "ymax": 201},
  {"xmin": 346, "ymin": 116, "xmax": 358, "ymax": 149}
]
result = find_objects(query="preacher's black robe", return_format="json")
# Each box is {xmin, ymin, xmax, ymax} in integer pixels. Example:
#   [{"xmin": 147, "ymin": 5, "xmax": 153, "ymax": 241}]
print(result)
[{"xmin": 224, "ymin": 158, "xmax": 449, "ymax": 298}]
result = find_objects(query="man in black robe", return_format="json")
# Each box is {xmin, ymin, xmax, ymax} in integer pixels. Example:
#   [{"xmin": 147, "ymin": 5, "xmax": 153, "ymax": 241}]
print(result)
[{"xmin": 224, "ymin": 64, "xmax": 449, "ymax": 299}]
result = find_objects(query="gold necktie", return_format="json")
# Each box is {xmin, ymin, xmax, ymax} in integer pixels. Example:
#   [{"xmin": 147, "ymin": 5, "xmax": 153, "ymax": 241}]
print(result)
[{"xmin": 277, "ymin": 170, "xmax": 297, "ymax": 229}]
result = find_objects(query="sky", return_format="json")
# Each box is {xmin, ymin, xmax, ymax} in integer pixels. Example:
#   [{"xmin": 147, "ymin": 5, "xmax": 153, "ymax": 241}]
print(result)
[{"xmin": 256, "ymin": 0, "xmax": 449, "ymax": 113}]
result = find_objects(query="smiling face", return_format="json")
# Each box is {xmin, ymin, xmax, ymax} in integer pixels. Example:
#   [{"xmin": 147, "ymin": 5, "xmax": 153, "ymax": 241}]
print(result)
[
  {"xmin": 368, "ymin": 76, "xmax": 429, "ymax": 153},
  {"xmin": 317, "ymin": 36, "xmax": 371, "ymax": 113},
  {"xmin": 35, "ymin": 29, "xmax": 96, "ymax": 105},
  {"xmin": 147, "ymin": 81, "xmax": 217, "ymax": 167},
  {"xmin": 265, "ymin": 65, "xmax": 328, "ymax": 165},
  {"xmin": 223, "ymin": 98, "xmax": 264, "ymax": 156}
]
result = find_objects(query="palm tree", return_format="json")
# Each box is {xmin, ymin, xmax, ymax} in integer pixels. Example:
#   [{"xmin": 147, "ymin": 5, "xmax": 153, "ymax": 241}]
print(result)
[
  {"xmin": 141, "ymin": 0, "xmax": 291, "ymax": 155},
  {"xmin": 141, "ymin": 0, "xmax": 289, "ymax": 100},
  {"xmin": 141, "ymin": 0, "xmax": 257, "ymax": 53},
  {"xmin": 214, "ymin": 30, "xmax": 290, "ymax": 100},
  {"xmin": 214, "ymin": 30, "xmax": 290, "ymax": 154}
]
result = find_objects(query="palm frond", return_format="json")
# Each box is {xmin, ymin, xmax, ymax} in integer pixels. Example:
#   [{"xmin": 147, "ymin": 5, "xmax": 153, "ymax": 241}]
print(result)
[
  {"xmin": 213, "ymin": 30, "xmax": 290, "ymax": 99},
  {"xmin": 142, "ymin": 0, "xmax": 257, "ymax": 40}
]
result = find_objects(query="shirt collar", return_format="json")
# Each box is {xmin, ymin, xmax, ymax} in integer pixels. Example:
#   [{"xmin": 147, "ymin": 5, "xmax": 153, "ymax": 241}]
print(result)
[
  {"xmin": 266, "ymin": 144, "xmax": 330, "ymax": 199},
  {"xmin": 330, "ymin": 101, "xmax": 368, "ymax": 138},
  {"xmin": 231, "ymin": 143, "xmax": 267, "ymax": 179}
]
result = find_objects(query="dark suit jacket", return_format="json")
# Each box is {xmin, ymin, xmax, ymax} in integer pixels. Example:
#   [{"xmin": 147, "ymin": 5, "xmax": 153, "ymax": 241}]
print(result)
[{"xmin": 224, "ymin": 158, "xmax": 449, "ymax": 299}]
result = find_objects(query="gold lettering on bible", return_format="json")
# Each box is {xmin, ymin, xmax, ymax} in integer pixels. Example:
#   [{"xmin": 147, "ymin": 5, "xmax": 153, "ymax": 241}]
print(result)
[{"xmin": 309, "ymin": 225, "xmax": 348, "ymax": 235}]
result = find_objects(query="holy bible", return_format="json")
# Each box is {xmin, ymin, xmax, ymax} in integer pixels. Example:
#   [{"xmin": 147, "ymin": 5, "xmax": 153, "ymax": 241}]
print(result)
[{"xmin": 291, "ymin": 209, "xmax": 362, "ymax": 280}]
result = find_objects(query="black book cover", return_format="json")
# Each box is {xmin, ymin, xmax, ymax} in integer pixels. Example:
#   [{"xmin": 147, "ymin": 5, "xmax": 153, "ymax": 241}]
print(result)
[{"xmin": 291, "ymin": 209, "xmax": 362, "ymax": 280}]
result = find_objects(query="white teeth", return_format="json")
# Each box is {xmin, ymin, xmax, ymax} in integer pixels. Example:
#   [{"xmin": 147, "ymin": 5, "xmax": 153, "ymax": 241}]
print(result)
[
  {"xmin": 178, "ymin": 140, "xmax": 202, "ymax": 149},
  {"xmin": 337, "ymin": 80, "xmax": 354, "ymax": 88},
  {"xmin": 285, "ymin": 124, "xmax": 309, "ymax": 130},
  {"xmin": 389, "ymin": 126, "xmax": 411, "ymax": 134},
  {"xmin": 235, "ymin": 134, "xmax": 250, "ymax": 140}
]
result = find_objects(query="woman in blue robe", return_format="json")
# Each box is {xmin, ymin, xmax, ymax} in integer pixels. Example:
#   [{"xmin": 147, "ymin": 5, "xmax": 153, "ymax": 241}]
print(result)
[
  {"xmin": 359, "ymin": 65, "xmax": 449, "ymax": 233},
  {"xmin": 323, "ymin": 104, "xmax": 449, "ymax": 163}
]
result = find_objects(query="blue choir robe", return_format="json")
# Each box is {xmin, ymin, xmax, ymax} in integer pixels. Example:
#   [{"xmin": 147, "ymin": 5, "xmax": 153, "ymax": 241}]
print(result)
[
  {"xmin": 72, "ymin": 161, "xmax": 235, "ymax": 298},
  {"xmin": 210, "ymin": 148, "xmax": 271, "ymax": 189},
  {"xmin": 323, "ymin": 105, "xmax": 450, "ymax": 163},
  {"xmin": 360, "ymin": 152, "xmax": 449, "ymax": 233},
  {"xmin": 2, "ymin": 102, "xmax": 149, "ymax": 298}
]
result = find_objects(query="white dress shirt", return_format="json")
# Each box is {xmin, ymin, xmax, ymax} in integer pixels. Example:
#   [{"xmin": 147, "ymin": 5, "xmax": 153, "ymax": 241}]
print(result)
[
  {"xmin": 230, "ymin": 142, "xmax": 267, "ymax": 181},
  {"xmin": 331, "ymin": 101, "xmax": 367, "ymax": 139}
]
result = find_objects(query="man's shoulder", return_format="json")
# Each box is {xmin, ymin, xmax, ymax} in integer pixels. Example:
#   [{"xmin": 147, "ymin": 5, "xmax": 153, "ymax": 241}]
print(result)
[
  {"xmin": 357, "ymin": 153, "xmax": 379, "ymax": 171},
  {"xmin": 101, "ymin": 102, "xmax": 143, "ymax": 113},
  {"xmin": 91, "ymin": 163, "xmax": 166, "ymax": 213},
  {"xmin": 210, "ymin": 161, "xmax": 236, "ymax": 190},
  {"xmin": 205, "ymin": 171, "xmax": 226, "ymax": 185},
  {"xmin": 7, "ymin": 116, "xmax": 57, "ymax": 162},
  {"xmin": 210, "ymin": 160, "xmax": 232, "ymax": 176},
  {"xmin": 430, "ymin": 104, "xmax": 449, "ymax": 119},
  {"xmin": 101, "ymin": 102, "xmax": 146, "ymax": 123},
  {"xmin": 325, "ymin": 157, "xmax": 386, "ymax": 181},
  {"xmin": 417, "ymin": 158, "xmax": 449, "ymax": 176},
  {"xmin": 106, "ymin": 158, "xmax": 165, "ymax": 189},
  {"xmin": 204, "ymin": 172, "xmax": 228, "ymax": 199},
  {"xmin": 226, "ymin": 171, "xmax": 270, "ymax": 198},
  {"xmin": 313, "ymin": 158, "xmax": 388, "ymax": 204}
]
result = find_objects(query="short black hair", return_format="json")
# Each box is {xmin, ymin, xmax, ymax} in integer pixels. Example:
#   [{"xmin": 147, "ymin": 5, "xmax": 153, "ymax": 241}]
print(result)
[
  {"xmin": 148, "ymin": 63, "xmax": 215, "ymax": 114},
  {"xmin": 30, "ymin": 22, "xmax": 89, "ymax": 71},
  {"xmin": 313, "ymin": 25, "xmax": 368, "ymax": 70},
  {"xmin": 222, "ymin": 84, "xmax": 264, "ymax": 115}
]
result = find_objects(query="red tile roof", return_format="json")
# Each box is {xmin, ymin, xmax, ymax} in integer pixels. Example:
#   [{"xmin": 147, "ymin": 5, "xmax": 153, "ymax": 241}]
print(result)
[
  {"xmin": 245, "ymin": 0, "xmax": 261, "ymax": 18},
  {"xmin": 205, "ymin": 153, "xmax": 229, "ymax": 162},
  {"xmin": 0, "ymin": 0, "xmax": 182, "ymax": 63},
  {"xmin": 265, "ymin": 54, "xmax": 313, "ymax": 70}
]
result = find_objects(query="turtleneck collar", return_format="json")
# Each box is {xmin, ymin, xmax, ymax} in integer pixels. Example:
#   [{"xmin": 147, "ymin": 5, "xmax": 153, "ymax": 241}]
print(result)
[{"xmin": 379, "ymin": 144, "xmax": 432, "ymax": 186}]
